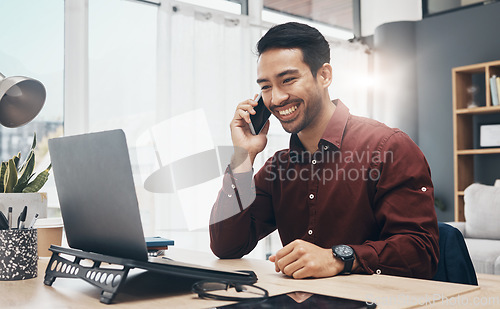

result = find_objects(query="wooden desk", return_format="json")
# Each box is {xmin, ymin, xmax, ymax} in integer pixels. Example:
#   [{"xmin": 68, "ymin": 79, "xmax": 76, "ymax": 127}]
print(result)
[{"xmin": 0, "ymin": 247, "xmax": 498, "ymax": 308}]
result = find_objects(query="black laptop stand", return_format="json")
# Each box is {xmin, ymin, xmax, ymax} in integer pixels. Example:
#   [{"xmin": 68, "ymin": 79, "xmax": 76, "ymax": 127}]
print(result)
[
  {"xmin": 44, "ymin": 245, "xmax": 136, "ymax": 304},
  {"xmin": 44, "ymin": 245, "xmax": 258, "ymax": 304}
]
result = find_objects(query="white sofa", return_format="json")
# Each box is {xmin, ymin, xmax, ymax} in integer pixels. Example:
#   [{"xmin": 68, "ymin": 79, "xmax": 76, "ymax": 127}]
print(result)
[{"xmin": 448, "ymin": 182, "xmax": 500, "ymax": 275}]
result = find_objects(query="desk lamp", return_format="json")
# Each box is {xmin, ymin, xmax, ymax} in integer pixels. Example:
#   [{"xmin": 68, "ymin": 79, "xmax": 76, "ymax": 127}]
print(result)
[{"xmin": 0, "ymin": 72, "xmax": 46, "ymax": 128}]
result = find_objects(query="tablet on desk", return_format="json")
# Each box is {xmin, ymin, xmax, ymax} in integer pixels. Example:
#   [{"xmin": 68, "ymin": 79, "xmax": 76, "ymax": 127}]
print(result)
[{"xmin": 216, "ymin": 291, "xmax": 376, "ymax": 308}]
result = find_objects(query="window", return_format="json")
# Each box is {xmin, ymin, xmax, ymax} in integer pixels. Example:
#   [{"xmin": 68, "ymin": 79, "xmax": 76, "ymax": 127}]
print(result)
[
  {"xmin": 423, "ymin": 0, "xmax": 488, "ymax": 17},
  {"xmin": 0, "ymin": 0, "xmax": 64, "ymax": 213},
  {"xmin": 264, "ymin": 0, "xmax": 354, "ymax": 32},
  {"xmin": 88, "ymin": 0, "xmax": 158, "ymax": 233},
  {"xmin": 176, "ymin": 0, "xmax": 243, "ymax": 14},
  {"xmin": 88, "ymin": 0, "xmax": 157, "ymax": 132}
]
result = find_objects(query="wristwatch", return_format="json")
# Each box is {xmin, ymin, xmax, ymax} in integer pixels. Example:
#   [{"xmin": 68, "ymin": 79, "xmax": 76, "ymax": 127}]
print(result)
[{"xmin": 332, "ymin": 245, "xmax": 355, "ymax": 274}]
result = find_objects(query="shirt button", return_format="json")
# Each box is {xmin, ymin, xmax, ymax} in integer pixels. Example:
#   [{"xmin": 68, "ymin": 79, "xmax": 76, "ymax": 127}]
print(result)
[
  {"xmin": 228, "ymin": 194, "xmax": 232, "ymax": 198},
  {"xmin": 308, "ymin": 230, "xmax": 313, "ymax": 235},
  {"xmin": 376, "ymin": 269, "xmax": 382, "ymax": 275},
  {"xmin": 421, "ymin": 187, "xmax": 427, "ymax": 192},
  {"xmin": 309, "ymin": 194, "xmax": 315, "ymax": 200},
  {"xmin": 323, "ymin": 145, "xmax": 329, "ymax": 150},
  {"xmin": 312, "ymin": 159, "xmax": 317, "ymax": 165}
]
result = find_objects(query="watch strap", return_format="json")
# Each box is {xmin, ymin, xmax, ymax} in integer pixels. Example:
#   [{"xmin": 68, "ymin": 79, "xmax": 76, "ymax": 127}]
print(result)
[{"xmin": 342, "ymin": 256, "xmax": 354, "ymax": 274}]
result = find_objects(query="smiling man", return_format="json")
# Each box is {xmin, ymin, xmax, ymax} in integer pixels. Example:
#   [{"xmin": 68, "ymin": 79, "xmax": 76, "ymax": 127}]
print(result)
[{"xmin": 209, "ymin": 22, "xmax": 439, "ymax": 279}]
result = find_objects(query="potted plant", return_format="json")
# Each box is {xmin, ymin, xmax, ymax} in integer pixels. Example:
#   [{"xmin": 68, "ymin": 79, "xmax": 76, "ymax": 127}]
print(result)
[{"xmin": 0, "ymin": 133, "xmax": 51, "ymax": 226}]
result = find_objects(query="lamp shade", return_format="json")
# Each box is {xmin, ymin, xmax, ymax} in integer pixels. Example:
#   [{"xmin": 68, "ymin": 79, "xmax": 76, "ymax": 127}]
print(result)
[{"xmin": 0, "ymin": 72, "xmax": 46, "ymax": 128}]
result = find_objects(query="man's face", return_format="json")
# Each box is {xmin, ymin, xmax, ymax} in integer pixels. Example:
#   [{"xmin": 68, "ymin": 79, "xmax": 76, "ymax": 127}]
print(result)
[{"xmin": 257, "ymin": 48, "xmax": 324, "ymax": 134}]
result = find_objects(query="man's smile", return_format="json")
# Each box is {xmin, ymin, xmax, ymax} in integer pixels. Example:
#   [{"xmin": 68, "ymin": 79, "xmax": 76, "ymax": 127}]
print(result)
[
  {"xmin": 272, "ymin": 101, "xmax": 301, "ymax": 122},
  {"xmin": 279, "ymin": 105, "xmax": 297, "ymax": 116}
]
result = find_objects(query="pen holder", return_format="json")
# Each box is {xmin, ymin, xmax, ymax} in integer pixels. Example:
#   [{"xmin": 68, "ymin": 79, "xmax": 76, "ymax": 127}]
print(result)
[{"xmin": 0, "ymin": 229, "xmax": 38, "ymax": 281}]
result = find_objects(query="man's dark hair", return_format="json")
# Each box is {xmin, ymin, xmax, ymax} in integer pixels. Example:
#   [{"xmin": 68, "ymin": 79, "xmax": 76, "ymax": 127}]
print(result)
[{"xmin": 256, "ymin": 22, "xmax": 330, "ymax": 77}]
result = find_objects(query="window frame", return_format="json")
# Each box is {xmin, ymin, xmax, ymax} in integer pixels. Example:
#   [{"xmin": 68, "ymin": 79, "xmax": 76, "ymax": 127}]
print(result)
[{"xmin": 422, "ymin": 0, "xmax": 487, "ymax": 18}]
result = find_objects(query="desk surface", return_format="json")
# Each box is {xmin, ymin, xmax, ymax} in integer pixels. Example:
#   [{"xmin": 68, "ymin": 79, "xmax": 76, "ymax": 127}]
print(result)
[{"xmin": 0, "ymin": 247, "xmax": 498, "ymax": 309}]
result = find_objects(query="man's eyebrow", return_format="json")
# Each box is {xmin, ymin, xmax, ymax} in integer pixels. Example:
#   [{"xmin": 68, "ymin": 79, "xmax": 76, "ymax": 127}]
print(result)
[
  {"xmin": 256, "ymin": 69, "xmax": 300, "ymax": 84},
  {"xmin": 277, "ymin": 69, "xmax": 299, "ymax": 78}
]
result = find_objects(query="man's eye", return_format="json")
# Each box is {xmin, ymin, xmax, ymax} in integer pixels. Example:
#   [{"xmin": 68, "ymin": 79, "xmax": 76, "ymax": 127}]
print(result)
[
  {"xmin": 261, "ymin": 85, "xmax": 270, "ymax": 90},
  {"xmin": 284, "ymin": 78, "xmax": 295, "ymax": 83}
]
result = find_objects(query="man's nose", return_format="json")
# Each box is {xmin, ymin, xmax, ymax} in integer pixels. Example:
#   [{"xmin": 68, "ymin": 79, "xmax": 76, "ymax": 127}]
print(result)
[{"xmin": 271, "ymin": 87, "xmax": 289, "ymax": 106}]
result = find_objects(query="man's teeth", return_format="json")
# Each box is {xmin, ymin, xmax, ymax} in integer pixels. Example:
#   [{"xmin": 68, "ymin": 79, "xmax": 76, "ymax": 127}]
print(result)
[{"xmin": 279, "ymin": 106, "xmax": 297, "ymax": 116}]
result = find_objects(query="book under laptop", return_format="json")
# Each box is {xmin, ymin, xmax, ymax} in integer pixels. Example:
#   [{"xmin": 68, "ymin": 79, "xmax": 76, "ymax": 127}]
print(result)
[{"xmin": 45, "ymin": 129, "xmax": 256, "ymax": 304}]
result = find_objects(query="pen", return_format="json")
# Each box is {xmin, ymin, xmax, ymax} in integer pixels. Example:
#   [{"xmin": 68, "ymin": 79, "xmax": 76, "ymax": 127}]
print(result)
[
  {"xmin": 28, "ymin": 213, "xmax": 39, "ymax": 229},
  {"xmin": 18, "ymin": 206, "xmax": 28, "ymax": 229},
  {"xmin": 7, "ymin": 207, "xmax": 12, "ymax": 230}
]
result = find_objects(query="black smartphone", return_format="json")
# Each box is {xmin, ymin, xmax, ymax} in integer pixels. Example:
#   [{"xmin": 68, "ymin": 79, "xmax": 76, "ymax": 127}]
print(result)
[
  {"xmin": 215, "ymin": 291, "xmax": 377, "ymax": 308},
  {"xmin": 249, "ymin": 93, "xmax": 271, "ymax": 135}
]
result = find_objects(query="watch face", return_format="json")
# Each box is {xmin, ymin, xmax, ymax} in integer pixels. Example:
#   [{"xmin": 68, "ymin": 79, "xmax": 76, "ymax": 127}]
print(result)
[{"xmin": 334, "ymin": 245, "xmax": 354, "ymax": 257}]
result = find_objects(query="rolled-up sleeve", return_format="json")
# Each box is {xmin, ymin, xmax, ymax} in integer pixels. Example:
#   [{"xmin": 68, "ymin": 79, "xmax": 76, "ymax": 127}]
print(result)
[
  {"xmin": 209, "ymin": 165, "xmax": 276, "ymax": 259},
  {"xmin": 350, "ymin": 132, "xmax": 440, "ymax": 279}
]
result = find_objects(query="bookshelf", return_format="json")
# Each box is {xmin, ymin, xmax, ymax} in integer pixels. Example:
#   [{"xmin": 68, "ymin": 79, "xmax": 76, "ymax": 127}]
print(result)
[{"xmin": 452, "ymin": 60, "xmax": 500, "ymax": 221}]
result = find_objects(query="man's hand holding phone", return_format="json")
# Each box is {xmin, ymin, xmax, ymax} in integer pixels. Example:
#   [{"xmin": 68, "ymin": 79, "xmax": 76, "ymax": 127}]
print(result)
[
  {"xmin": 230, "ymin": 94, "xmax": 270, "ymax": 172},
  {"xmin": 249, "ymin": 93, "xmax": 272, "ymax": 136}
]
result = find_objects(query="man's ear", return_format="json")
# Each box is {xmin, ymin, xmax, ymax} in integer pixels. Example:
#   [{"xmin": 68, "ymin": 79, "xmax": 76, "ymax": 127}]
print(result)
[{"xmin": 317, "ymin": 63, "xmax": 333, "ymax": 88}]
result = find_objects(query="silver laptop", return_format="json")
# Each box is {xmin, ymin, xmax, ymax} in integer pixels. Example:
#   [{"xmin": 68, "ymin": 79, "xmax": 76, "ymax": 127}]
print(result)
[{"xmin": 48, "ymin": 129, "xmax": 256, "ymax": 283}]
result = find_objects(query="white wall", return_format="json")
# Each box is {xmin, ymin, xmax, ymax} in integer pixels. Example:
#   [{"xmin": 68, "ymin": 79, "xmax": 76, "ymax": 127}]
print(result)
[{"xmin": 361, "ymin": 0, "xmax": 422, "ymax": 36}]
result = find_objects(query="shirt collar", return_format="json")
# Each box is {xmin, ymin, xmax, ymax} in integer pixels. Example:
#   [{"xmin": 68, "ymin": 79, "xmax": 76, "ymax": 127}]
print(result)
[
  {"xmin": 289, "ymin": 99, "xmax": 349, "ymax": 159},
  {"xmin": 319, "ymin": 99, "xmax": 349, "ymax": 150}
]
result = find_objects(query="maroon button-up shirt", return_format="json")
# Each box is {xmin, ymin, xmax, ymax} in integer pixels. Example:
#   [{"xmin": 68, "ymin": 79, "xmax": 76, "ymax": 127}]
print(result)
[{"xmin": 210, "ymin": 100, "xmax": 439, "ymax": 279}]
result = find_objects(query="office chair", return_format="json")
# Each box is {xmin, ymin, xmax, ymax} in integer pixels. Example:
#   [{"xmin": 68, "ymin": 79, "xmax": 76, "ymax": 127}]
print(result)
[{"xmin": 432, "ymin": 222, "xmax": 478, "ymax": 285}]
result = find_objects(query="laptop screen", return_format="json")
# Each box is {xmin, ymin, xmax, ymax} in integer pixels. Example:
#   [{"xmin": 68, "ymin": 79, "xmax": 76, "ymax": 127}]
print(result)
[{"xmin": 49, "ymin": 129, "xmax": 149, "ymax": 261}]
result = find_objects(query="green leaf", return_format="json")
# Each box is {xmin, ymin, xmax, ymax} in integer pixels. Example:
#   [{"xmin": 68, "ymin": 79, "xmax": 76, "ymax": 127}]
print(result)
[
  {"xmin": 18, "ymin": 133, "xmax": 37, "ymax": 173},
  {"xmin": 0, "ymin": 162, "xmax": 7, "ymax": 193},
  {"xmin": 4, "ymin": 159, "xmax": 18, "ymax": 193},
  {"xmin": 13, "ymin": 150, "xmax": 35, "ymax": 192},
  {"xmin": 13, "ymin": 152, "xmax": 21, "ymax": 170},
  {"xmin": 22, "ymin": 164, "xmax": 51, "ymax": 193},
  {"xmin": 31, "ymin": 132, "xmax": 37, "ymax": 150}
]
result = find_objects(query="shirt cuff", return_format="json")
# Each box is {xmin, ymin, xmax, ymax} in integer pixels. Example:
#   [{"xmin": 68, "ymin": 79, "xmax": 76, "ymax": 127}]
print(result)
[
  {"xmin": 210, "ymin": 166, "xmax": 256, "ymax": 225},
  {"xmin": 223, "ymin": 166, "xmax": 255, "ymax": 206},
  {"xmin": 349, "ymin": 244, "xmax": 378, "ymax": 275}
]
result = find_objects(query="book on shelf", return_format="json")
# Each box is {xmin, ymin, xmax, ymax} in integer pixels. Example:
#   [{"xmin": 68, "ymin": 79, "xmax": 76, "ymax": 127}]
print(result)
[
  {"xmin": 496, "ymin": 76, "xmax": 500, "ymax": 106},
  {"xmin": 490, "ymin": 75, "xmax": 499, "ymax": 106}
]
